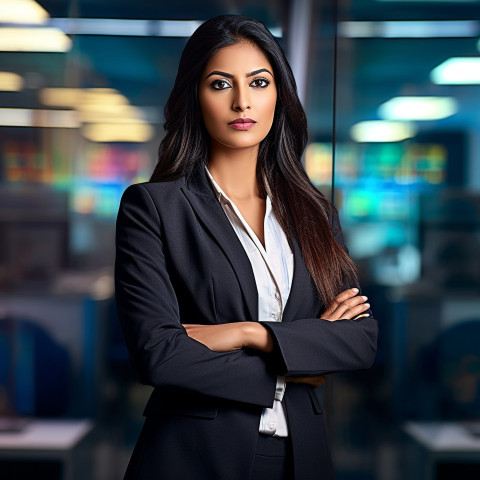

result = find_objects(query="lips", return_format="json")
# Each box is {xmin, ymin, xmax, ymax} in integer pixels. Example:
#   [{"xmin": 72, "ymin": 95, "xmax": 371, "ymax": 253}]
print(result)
[{"xmin": 228, "ymin": 117, "xmax": 257, "ymax": 130}]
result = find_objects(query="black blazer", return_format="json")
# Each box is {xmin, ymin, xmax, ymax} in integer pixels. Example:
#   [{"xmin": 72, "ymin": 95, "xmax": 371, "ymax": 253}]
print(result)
[{"xmin": 115, "ymin": 168, "xmax": 378, "ymax": 480}]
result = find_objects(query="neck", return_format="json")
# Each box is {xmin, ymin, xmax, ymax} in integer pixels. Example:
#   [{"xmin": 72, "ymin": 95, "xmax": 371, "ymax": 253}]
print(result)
[{"xmin": 208, "ymin": 141, "xmax": 260, "ymax": 200}]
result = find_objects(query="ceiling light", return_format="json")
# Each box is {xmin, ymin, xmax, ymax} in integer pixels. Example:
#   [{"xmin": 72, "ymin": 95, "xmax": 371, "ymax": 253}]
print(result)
[
  {"xmin": 39, "ymin": 88, "xmax": 149, "ymax": 126},
  {"xmin": 81, "ymin": 123, "xmax": 154, "ymax": 143},
  {"xmin": 0, "ymin": 72, "xmax": 23, "ymax": 91},
  {"xmin": 339, "ymin": 20, "xmax": 479, "ymax": 38},
  {"xmin": 0, "ymin": 0, "xmax": 48, "ymax": 24},
  {"xmin": 378, "ymin": 96, "xmax": 458, "ymax": 121},
  {"xmin": 40, "ymin": 88, "xmax": 129, "ymax": 107},
  {"xmin": 77, "ymin": 107, "xmax": 145, "ymax": 124},
  {"xmin": 40, "ymin": 88, "xmax": 82, "ymax": 106},
  {"xmin": 80, "ymin": 89, "xmax": 129, "ymax": 106},
  {"xmin": 0, "ymin": 108, "xmax": 78, "ymax": 127},
  {"xmin": 48, "ymin": 18, "xmax": 202, "ymax": 37},
  {"xmin": 431, "ymin": 57, "xmax": 480, "ymax": 84},
  {"xmin": 79, "ymin": 105, "xmax": 159, "ymax": 125},
  {"xmin": 47, "ymin": 18, "xmax": 282, "ymax": 38},
  {"xmin": 77, "ymin": 104, "xmax": 138, "ymax": 116},
  {"xmin": 350, "ymin": 121, "xmax": 417, "ymax": 143},
  {"xmin": 0, "ymin": 27, "xmax": 71, "ymax": 52}
]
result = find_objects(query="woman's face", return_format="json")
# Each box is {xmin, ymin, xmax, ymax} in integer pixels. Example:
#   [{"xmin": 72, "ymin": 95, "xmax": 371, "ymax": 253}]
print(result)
[{"xmin": 198, "ymin": 41, "xmax": 277, "ymax": 152}]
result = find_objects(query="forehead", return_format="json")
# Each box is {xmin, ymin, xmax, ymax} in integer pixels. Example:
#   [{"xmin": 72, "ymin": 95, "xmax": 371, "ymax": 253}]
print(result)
[{"xmin": 204, "ymin": 42, "xmax": 273, "ymax": 73}]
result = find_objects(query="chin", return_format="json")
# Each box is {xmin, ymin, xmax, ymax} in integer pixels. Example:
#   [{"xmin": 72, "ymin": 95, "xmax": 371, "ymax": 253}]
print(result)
[
  {"xmin": 213, "ymin": 137, "xmax": 263, "ymax": 150},
  {"xmin": 227, "ymin": 141, "xmax": 263, "ymax": 150}
]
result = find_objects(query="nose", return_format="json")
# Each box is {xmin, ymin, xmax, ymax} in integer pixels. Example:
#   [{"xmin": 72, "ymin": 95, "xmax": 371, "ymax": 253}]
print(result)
[{"xmin": 232, "ymin": 86, "xmax": 250, "ymax": 112}]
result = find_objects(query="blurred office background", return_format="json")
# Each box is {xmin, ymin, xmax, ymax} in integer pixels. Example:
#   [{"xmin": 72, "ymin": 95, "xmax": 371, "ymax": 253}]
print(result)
[{"xmin": 0, "ymin": 0, "xmax": 479, "ymax": 479}]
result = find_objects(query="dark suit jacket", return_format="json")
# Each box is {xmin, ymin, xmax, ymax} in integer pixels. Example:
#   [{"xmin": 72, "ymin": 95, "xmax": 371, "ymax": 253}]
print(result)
[{"xmin": 115, "ymin": 168, "xmax": 378, "ymax": 480}]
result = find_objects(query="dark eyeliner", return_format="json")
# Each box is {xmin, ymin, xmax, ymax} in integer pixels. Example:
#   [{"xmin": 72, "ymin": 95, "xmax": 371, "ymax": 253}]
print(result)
[
  {"xmin": 210, "ymin": 79, "xmax": 231, "ymax": 90},
  {"xmin": 250, "ymin": 77, "xmax": 271, "ymax": 88}
]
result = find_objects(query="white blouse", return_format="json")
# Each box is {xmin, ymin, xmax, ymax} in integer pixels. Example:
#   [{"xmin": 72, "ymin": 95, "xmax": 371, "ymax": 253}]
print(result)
[{"xmin": 206, "ymin": 168, "xmax": 294, "ymax": 437}]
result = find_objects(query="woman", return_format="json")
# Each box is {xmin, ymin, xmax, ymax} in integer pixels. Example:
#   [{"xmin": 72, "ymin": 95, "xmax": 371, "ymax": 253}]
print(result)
[{"xmin": 115, "ymin": 14, "xmax": 377, "ymax": 480}]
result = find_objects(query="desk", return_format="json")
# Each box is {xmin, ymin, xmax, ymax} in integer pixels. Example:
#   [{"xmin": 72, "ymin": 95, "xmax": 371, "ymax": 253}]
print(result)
[
  {"xmin": 404, "ymin": 421, "xmax": 480, "ymax": 479},
  {"xmin": 0, "ymin": 419, "xmax": 94, "ymax": 480}
]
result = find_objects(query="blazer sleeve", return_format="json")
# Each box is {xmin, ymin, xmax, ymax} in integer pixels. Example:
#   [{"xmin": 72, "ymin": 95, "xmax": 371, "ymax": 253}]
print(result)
[
  {"xmin": 115, "ymin": 184, "xmax": 277, "ymax": 407},
  {"xmin": 262, "ymin": 205, "xmax": 378, "ymax": 376}
]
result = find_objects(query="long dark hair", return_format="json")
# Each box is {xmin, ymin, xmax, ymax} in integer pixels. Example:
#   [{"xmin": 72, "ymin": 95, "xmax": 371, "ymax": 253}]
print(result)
[{"xmin": 151, "ymin": 15, "xmax": 357, "ymax": 308}]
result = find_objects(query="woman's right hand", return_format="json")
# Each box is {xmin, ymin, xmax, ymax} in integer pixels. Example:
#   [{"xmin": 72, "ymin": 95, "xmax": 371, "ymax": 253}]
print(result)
[
  {"xmin": 286, "ymin": 375, "xmax": 327, "ymax": 387},
  {"xmin": 320, "ymin": 288, "xmax": 370, "ymax": 322}
]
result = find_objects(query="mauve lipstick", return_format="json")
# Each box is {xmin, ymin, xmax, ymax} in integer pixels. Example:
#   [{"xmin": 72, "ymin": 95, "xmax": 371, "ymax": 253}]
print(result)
[{"xmin": 228, "ymin": 117, "xmax": 257, "ymax": 130}]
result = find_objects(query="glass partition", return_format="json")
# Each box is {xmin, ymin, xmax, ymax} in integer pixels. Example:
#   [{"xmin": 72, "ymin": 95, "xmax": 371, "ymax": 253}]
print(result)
[{"xmin": 306, "ymin": 1, "xmax": 480, "ymax": 478}]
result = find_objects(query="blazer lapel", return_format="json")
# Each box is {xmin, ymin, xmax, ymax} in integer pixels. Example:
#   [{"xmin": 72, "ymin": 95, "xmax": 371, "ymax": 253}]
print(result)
[{"xmin": 181, "ymin": 170, "xmax": 259, "ymax": 323}]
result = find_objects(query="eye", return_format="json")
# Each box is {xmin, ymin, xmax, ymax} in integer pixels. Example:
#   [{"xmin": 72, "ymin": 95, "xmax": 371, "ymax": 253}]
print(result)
[
  {"xmin": 210, "ymin": 79, "xmax": 232, "ymax": 90},
  {"xmin": 250, "ymin": 77, "xmax": 271, "ymax": 88}
]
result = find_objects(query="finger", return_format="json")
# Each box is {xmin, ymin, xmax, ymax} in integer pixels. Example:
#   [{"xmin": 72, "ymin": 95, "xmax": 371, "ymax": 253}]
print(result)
[
  {"xmin": 324, "ymin": 288, "xmax": 359, "ymax": 315},
  {"xmin": 342, "ymin": 302, "xmax": 370, "ymax": 320},
  {"xmin": 331, "ymin": 295, "xmax": 368, "ymax": 319},
  {"xmin": 334, "ymin": 288, "xmax": 360, "ymax": 305},
  {"xmin": 353, "ymin": 313, "xmax": 370, "ymax": 320}
]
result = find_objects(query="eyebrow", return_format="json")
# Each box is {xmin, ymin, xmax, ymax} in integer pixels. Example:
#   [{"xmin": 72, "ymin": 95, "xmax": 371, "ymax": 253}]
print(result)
[{"xmin": 205, "ymin": 68, "xmax": 274, "ymax": 79}]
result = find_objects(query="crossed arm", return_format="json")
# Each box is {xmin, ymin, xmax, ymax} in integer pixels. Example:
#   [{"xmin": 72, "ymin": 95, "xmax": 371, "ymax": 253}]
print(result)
[
  {"xmin": 184, "ymin": 287, "xmax": 370, "ymax": 387},
  {"xmin": 116, "ymin": 184, "xmax": 377, "ymax": 404}
]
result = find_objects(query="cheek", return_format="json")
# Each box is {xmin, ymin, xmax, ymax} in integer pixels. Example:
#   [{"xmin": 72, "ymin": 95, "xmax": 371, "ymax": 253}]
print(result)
[
  {"xmin": 260, "ymin": 89, "xmax": 277, "ymax": 116},
  {"xmin": 199, "ymin": 93, "xmax": 224, "ymax": 129},
  {"xmin": 259, "ymin": 93, "xmax": 277, "ymax": 126}
]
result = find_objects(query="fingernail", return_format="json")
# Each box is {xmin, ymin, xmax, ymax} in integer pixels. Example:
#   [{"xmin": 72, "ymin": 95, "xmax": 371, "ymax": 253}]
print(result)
[
  {"xmin": 362, "ymin": 296, "xmax": 368, "ymax": 300},
  {"xmin": 352, "ymin": 288, "xmax": 359, "ymax": 293},
  {"xmin": 364, "ymin": 303, "xmax": 370, "ymax": 308}
]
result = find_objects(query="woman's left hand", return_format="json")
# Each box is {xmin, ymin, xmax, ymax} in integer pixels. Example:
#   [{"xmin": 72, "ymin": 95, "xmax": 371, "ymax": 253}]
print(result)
[
  {"xmin": 184, "ymin": 322, "xmax": 273, "ymax": 353},
  {"xmin": 321, "ymin": 288, "xmax": 370, "ymax": 322}
]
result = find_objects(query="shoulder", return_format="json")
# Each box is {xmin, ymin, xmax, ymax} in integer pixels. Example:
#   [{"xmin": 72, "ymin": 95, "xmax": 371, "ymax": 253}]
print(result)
[
  {"xmin": 124, "ymin": 177, "xmax": 186, "ymax": 198},
  {"xmin": 117, "ymin": 178, "xmax": 188, "ymax": 224},
  {"xmin": 121, "ymin": 178, "xmax": 187, "ymax": 206}
]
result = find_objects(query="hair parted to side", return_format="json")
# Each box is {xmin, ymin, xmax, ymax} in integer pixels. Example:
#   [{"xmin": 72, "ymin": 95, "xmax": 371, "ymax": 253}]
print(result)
[{"xmin": 150, "ymin": 14, "xmax": 358, "ymax": 308}]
